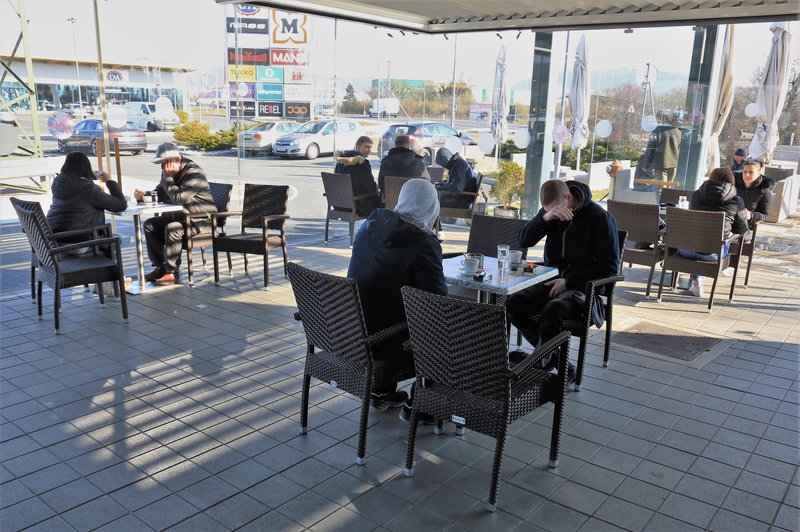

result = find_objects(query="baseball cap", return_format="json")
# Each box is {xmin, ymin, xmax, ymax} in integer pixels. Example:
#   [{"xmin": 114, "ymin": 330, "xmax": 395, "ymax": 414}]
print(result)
[
  {"xmin": 151, "ymin": 142, "xmax": 181, "ymax": 164},
  {"xmin": 734, "ymin": 147, "xmax": 747, "ymax": 157}
]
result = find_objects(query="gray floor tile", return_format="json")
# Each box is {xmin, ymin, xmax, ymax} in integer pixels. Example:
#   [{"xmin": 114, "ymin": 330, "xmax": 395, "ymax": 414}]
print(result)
[
  {"xmin": 239, "ymin": 510, "xmax": 304, "ymax": 532},
  {"xmin": 722, "ymin": 488, "xmax": 781, "ymax": 524},
  {"xmin": 674, "ymin": 473, "xmax": 729, "ymax": 506},
  {"xmin": 0, "ymin": 496, "xmax": 56, "ymax": 531},
  {"xmin": 525, "ymin": 500, "xmax": 588, "ymax": 532},
  {"xmin": 688, "ymin": 456, "xmax": 741, "ymax": 485},
  {"xmin": 177, "ymin": 475, "xmax": 239, "ymax": 510},
  {"xmin": 658, "ymin": 492, "xmax": 716, "ymax": 529},
  {"xmin": 61, "ymin": 495, "xmax": 128, "ymax": 531},
  {"xmin": 38, "ymin": 477, "xmax": 104, "ymax": 514},
  {"xmin": 708, "ymin": 509, "xmax": 770, "ymax": 532},
  {"xmin": 384, "ymin": 506, "xmax": 450, "ymax": 531},
  {"xmin": 456, "ymin": 502, "xmax": 523, "ymax": 531},
  {"xmin": 134, "ymin": 493, "xmax": 199, "ymax": 530},
  {"xmin": 164, "ymin": 512, "xmax": 228, "ymax": 532},
  {"xmin": 629, "ymin": 460, "xmax": 683, "ymax": 490},
  {"xmin": 774, "ymin": 502, "xmax": 800, "ymax": 531},
  {"xmin": 310, "ymin": 506, "xmax": 378, "ymax": 532},
  {"xmin": 277, "ymin": 490, "xmax": 340, "ymax": 528},
  {"xmin": 593, "ymin": 496, "xmax": 654, "ymax": 531},
  {"xmin": 204, "ymin": 492, "xmax": 269, "ymax": 530},
  {"xmin": 612, "ymin": 478, "xmax": 669, "ymax": 511},
  {"xmin": 549, "ymin": 480, "xmax": 608, "ymax": 515}
]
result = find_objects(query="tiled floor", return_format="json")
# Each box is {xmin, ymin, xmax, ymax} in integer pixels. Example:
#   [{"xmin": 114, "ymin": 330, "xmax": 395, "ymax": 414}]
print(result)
[{"xmin": 1, "ymin": 219, "xmax": 798, "ymax": 531}]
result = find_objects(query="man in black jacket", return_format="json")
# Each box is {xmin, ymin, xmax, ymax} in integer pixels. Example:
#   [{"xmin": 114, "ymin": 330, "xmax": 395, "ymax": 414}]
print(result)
[
  {"xmin": 506, "ymin": 180, "xmax": 620, "ymax": 376},
  {"xmin": 334, "ymin": 136, "xmax": 381, "ymax": 218},
  {"xmin": 435, "ymin": 148, "xmax": 478, "ymax": 208},
  {"xmin": 348, "ymin": 179, "xmax": 446, "ymax": 411},
  {"xmin": 135, "ymin": 142, "xmax": 217, "ymax": 285},
  {"xmin": 377, "ymin": 134, "xmax": 429, "ymax": 196}
]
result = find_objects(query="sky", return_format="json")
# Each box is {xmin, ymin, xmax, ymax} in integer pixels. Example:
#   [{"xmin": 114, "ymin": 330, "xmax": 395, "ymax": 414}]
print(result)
[{"xmin": 0, "ymin": 0, "xmax": 789, "ymax": 94}]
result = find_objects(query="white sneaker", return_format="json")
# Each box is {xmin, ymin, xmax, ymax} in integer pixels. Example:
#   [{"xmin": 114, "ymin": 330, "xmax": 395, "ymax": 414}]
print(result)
[
  {"xmin": 689, "ymin": 282, "xmax": 704, "ymax": 298},
  {"xmin": 721, "ymin": 267, "xmax": 734, "ymax": 277}
]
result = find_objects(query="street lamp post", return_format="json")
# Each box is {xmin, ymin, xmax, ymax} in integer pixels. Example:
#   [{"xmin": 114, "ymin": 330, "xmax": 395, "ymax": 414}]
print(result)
[{"xmin": 67, "ymin": 17, "xmax": 83, "ymax": 112}]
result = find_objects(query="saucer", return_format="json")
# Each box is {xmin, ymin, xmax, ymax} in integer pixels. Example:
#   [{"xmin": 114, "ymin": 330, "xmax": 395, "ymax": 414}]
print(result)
[{"xmin": 457, "ymin": 267, "xmax": 483, "ymax": 276}]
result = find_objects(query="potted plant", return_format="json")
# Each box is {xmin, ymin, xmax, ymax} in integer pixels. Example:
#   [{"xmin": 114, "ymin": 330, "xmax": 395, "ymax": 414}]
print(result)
[{"xmin": 490, "ymin": 160, "xmax": 525, "ymax": 218}]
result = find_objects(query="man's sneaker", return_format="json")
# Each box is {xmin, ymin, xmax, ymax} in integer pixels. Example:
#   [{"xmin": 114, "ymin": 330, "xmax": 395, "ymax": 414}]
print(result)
[
  {"xmin": 370, "ymin": 390, "xmax": 408, "ymax": 410},
  {"xmin": 399, "ymin": 403, "xmax": 435, "ymax": 424},
  {"xmin": 689, "ymin": 281, "xmax": 704, "ymax": 298},
  {"xmin": 721, "ymin": 267, "xmax": 734, "ymax": 277}
]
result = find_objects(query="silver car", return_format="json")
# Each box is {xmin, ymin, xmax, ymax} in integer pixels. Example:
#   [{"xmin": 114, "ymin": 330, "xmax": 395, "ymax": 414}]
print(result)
[
  {"xmin": 239, "ymin": 120, "xmax": 300, "ymax": 155},
  {"xmin": 273, "ymin": 119, "xmax": 365, "ymax": 160}
]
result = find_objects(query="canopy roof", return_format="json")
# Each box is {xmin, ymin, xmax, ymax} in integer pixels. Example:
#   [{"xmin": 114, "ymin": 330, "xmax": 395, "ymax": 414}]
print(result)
[{"xmin": 216, "ymin": 0, "xmax": 797, "ymax": 33}]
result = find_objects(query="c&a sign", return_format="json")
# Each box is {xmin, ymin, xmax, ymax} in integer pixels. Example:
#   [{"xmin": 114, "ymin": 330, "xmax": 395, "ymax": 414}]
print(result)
[{"xmin": 271, "ymin": 11, "xmax": 308, "ymax": 46}]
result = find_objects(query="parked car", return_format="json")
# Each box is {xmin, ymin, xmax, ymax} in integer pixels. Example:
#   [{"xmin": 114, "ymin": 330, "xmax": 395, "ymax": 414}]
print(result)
[
  {"xmin": 57, "ymin": 119, "xmax": 147, "ymax": 155},
  {"xmin": 379, "ymin": 122, "xmax": 477, "ymax": 165},
  {"xmin": 238, "ymin": 120, "xmax": 301, "ymax": 155},
  {"xmin": 123, "ymin": 102, "xmax": 180, "ymax": 132},
  {"xmin": 272, "ymin": 118, "xmax": 364, "ymax": 160},
  {"xmin": 64, "ymin": 103, "xmax": 94, "ymax": 119}
]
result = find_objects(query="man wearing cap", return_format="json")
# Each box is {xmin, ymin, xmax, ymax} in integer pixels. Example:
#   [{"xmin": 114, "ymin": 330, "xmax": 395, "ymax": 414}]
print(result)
[
  {"xmin": 134, "ymin": 142, "xmax": 216, "ymax": 285},
  {"xmin": 731, "ymin": 147, "xmax": 747, "ymax": 175}
]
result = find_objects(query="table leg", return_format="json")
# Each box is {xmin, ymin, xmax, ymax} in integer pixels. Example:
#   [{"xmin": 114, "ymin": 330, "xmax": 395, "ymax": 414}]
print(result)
[{"xmin": 126, "ymin": 213, "xmax": 148, "ymax": 295}]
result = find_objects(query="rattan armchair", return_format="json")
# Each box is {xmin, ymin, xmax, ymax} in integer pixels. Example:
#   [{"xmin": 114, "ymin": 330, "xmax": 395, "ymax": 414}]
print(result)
[
  {"xmin": 383, "ymin": 175, "xmax": 426, "ymax": 211},
  {"xmin": 12, "ymin": 198, "xmax": 128, "ymax": 333},
  {"xmin": 442, "ymin": 214, "xmax": 529, "ymax": 261},
  {"xmin": 211, "ymin": 184, "xmax": 289, "ymax": 289},
  {"xmin": 659, "ymin": 187, "xmax": 694, "ymax": 205},
  {"xmin": 286, "ymin": 262, "xmax": 415, "ymax": 466},
  {"xmin": 321, "ymin": 172, "xmax": 370, "ymax": 247},
  {"xmin": 656, "ymin": 208, "xmax": 742, "ymax": 310},
  {"xmin": 183, "ymin": 182, "xmax": 233, "ymax": 287},
  {"xmin": 400, "ymin": 286, "xmax": 570, "ymax": 512},
  {"xmin": 438, "ymin": 174, "xmax": 484, "ymax": 227},
  {"xmin": 608, "ymin": 200, "xmax": 663, "ymax": 297}
]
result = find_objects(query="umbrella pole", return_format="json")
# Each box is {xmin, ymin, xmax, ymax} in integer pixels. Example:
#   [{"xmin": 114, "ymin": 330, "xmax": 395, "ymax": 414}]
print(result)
[{"xmin": 553, "ymin": 32, "xmax": 571, "ymax": 180}]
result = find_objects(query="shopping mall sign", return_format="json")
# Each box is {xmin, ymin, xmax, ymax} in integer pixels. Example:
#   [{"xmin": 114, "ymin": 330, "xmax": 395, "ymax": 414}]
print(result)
[
  {"xmin": 271, "ymin": 11, "xmax": 308, "ymax": 47},
  {"xmin": 270, "ymin": 49, "xmax": 308, "ymax": 66}
]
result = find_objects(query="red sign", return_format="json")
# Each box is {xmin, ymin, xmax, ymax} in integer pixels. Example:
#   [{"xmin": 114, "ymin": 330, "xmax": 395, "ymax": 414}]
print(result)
[
  {"xmin": 270, "ymin": 48, "xmax": 308, "ymax": 66},
  {"xmin": 258, "ymin": 102, "xmax": 283, "ymax": 117},
  {"xmin": 228, "ymin": 48, "xmax": 270, "ymax": 64}
]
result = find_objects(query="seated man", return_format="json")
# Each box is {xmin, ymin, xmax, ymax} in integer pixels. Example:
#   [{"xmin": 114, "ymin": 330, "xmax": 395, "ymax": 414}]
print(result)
[
  {"xmin": 347, "ymin": 179, "xmax": 446, "ymax": 414},
  {"xmin": 377, "ymin": 134, "xmax": 429, "ymax": 196},
  {"xmin": 135, "ymin": 142, "xmax": 217, "ymax": 285},
  {"xmin": 334, "ymin": 135, "xmax": 381, "ymax": 218},
  {"xmin": 434, "ymin": 148, "xmax": 478, "ymax": 208},
  {"xmin": 506, "ymin": 179, "xmax": 620, "ymax": 378}
]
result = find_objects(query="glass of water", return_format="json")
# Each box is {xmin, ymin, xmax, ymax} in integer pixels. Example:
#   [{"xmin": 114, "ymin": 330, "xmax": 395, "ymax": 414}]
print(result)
[{"xmin": 497, "ymin": 244, "xmax": 511, "ymax": 273}]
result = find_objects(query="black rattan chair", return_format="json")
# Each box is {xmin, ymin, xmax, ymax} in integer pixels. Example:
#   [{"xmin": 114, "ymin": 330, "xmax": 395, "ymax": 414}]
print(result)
[
  {"xmin": 211, "ymin": 184, "xmax": 289, "ymax": 289},
  {"xmin": 442, "ymin": 214, "xmax": 529, "ymax": 261},
  {"xmin": 287, "ymin": 262, "xmax": 415, "ymax": 465},
  {"xmin": 608, "ymin": 200, "xmax": 663, "ymax": 297},
  {"xmin": 656, "ymin": 208, "xmax": 742, "ymax": 310},
  {"xmin": 520, "ymin": 230, "xmax": 628, "ymax": 391},
  {"xmin": 183, "ymin": 181, "xmax": 233, "ymax": 287},
  {"xmin": 384, "ymin": 175, "xmax": 426, "ymax": 211},
  {"xmin": 11, "ymin": 198, "xmax": 128, "ymax": 333},
  {"xmin": 438, "ymin": 174, "xmax": 484, "ymax": 228},
  {"xmin": 400, "ymin": 285, "xmax": 570, "ymax": 512},
  {"xmin": 321, "ymin": 172, "xmax": 368, "ymax": 247},
  {"xmin": 659, "ymin": 187, "xmax": 694, "ymax": 205}
]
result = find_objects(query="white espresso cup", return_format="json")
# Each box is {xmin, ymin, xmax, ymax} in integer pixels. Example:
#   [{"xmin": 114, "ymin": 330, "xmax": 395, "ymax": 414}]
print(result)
[
  {"xmin": 461, "ymin": 257, "xmax": 480, "ymax": 274},
  {"xmin": 509, "ymin": 250, "xmax": 523, "ymax": 264}
]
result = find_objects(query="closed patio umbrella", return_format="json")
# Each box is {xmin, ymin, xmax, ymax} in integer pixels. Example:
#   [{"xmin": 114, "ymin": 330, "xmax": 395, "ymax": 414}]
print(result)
[
  {"xmin": 707, "ymin": 25, "xmax": 735, "ymax": 171},
  {"xmin": 569, "ymin": 34, "xmax": 590, "ymax": 151},
  {"xmin": 748, "ymin": 22, "xmax": 791, "ymax": 162},
  {"xmin": 491, "ymin": 44, "xmax": 509, "ymax": 151}
]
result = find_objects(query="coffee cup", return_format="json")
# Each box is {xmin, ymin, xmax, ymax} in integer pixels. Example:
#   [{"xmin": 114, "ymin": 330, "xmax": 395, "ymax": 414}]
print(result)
[
  {"xmin": 461, "ymin": 257, "xmax": 480, "ymax": 273},
  {"xmin": 509, "ymin": 250, "xmax": 523, "ymax": 264},
  {"xmin": 143, "ymin": 195, "xmax": 154, "ymax": 204},
  {"xmin": 465, "ymin": 252, "xmax": 484, "ymax": 268}
]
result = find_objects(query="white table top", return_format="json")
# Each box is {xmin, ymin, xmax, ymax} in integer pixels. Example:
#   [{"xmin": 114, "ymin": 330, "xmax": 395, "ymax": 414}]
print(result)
[
  {"xmin": 442, "ymin": 256, "xmax": 559, "ymax": 297},
  {"xmin": 108, "ymin": 203, "xmax": 184, "ymax": 217}
]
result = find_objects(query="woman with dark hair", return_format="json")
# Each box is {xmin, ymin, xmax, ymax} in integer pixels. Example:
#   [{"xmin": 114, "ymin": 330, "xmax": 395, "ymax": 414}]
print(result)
[
  {"xmin": 680, "ymin": 167, "xmax": 747, "ymax": 297},
  {"xmin": 47, "ymin": 152, "xmax": 127, "ymax": 235}
]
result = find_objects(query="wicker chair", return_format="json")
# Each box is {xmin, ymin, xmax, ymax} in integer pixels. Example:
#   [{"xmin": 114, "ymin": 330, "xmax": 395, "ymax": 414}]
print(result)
[
  {"xmin": 286, "ymin": 262, "xmax": 415, "ymax": 465},
  {"xmin": 656, "ymin": 208, "xmax": 742, "ymax": 310},
  {"xmin": 321, "ymin": 172, "xmax": 370, "ymax": 247},
  {"xmin": 426, "ymin": 165, "xmax": 444, "ymax": 183},
  {"xmin": 659, "ymin": 187, "xmax": 694, "ymax": 205},
  {"xmin": 608, "ymin": 200, "xmax": 663, "ymax": 297},
  {"xmin": 443, "ymin": 214, "xmax": 529, "ymax": 261},
  {"xmin": 11, "ymin": 198, "xmax": 128, "ymax": 333},
  {"xmin": 183, "ymin": 182, "xmax": 233, "ymax": 287},
  {"xmin": 383, "ymin": 175, "xmax": 426, "ymax": 211},
  {"xmin": 520, "ymin": 230, "xmax": 628, "ymax": 391},
  {"xmin": 438, "ymin": 174, "xmax": 484, "ymax": 227},
  {"xmin": 738, "ymin": 221, "xmax": 760, "ymax": 287},
  {"xmin": 211, "ymin": 184, "xmax": 289, "ymax": 289},
  {"xmin": 400, "ymin": 286, "xmax": 570, "ymax": 512}
]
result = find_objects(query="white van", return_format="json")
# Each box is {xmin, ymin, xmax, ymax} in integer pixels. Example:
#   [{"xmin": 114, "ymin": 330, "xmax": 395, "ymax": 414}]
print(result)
[
  {"xmin": 123, "ymin": 102, "xmax": 180, "ymax": 132},
  {"xmin": 369, "ymin": 97, "xmax": 400, "ymax": 118}
]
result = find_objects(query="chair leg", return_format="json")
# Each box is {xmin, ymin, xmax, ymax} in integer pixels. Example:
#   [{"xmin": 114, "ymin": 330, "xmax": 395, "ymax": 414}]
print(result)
[
  {"xmin": 403, "ymin": 408, "xmax": 420, "ymax": 477},
  {"xmin": 118, "ymin": 274, "xmax": 129, "ymax": 323},
  {"xmin": 97, "ymin": 283, "xmax": 106, "ymax": 308},
  {"xmin": 226, "ymin": 252, "xmax": 233, "ymax": 275},
  {"xmin": 243, "ymin": 253, "xmax": 249, "ymax": 274},
  {"xmin": 349, "ymin": 221, "xmax": 355, "ymax": 247},
  {"xmin": 324, "ymin": 218, "xmax": 330, "ymax": 244},
  {"xmin": 645, "ymin": 260, "xmax": 657, "ymax": 297},
  {"xmin": 200, "ymin": 247, "xmax": 207, "ymax": 269},
  {"xmin": 656, "ymin": 265, "xmax": 668, "ymax": 302},
  {"xmin": 708, "ymin": 276, "xmax": 719, "ymax": 311},
  {"xmin": 486, "ymin": 430, "xmax": 508, "ymax": 512},
  {"xmin": 30, "ymin": 264, "xmax": 36, "ymax": 302},
  {"xmin": 282, "ymin": 244, "xmax": 288, "ymax": 276},
  {"xmin": 299, "ymin": 373, "xmax": 311, "ymax": 435},
  {"xmin": 53, "ymin": 283, "xmax": 61, "ymax": 333},
  {"xmin": 212, "ymin": 247, "xmax": 220, "ymax": 285},
  {"xmin": 603, "ymin": 305, "xmax": 614, "ymax": 368},
  {"xmin": 549, "ymin": 343, "xmax": 568, "ymax": 468},
  {"xmin": 37, "ymin": 280, "xmax": 43, "ymax": 320},
  {"xmin": 574, "ymin": 332, "xmax": 587, "ymax": 391},
  {"xmin": 355, "ymin": 377, "xmax": 371, "ymax": 465},
  {"xmin": 263, "ymin": 251, "xmax": 269, "ymax": 289},
  {"xmin": 187, "ymin": 248, "xmax": 194, "ymax": 287},
  {"xmin": 744, "ymin": 251, "xmax": 754, "ymax": 287}
]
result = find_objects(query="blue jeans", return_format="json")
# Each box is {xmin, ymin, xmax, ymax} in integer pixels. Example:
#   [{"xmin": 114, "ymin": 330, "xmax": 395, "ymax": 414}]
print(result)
[{"xmin": 677, "ymin": 243, "xmax": 730, "ymax": 282}]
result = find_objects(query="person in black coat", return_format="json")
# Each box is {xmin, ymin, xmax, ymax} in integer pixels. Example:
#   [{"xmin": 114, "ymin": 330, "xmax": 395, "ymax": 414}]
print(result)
[
  {"xmin": 735, "ymin": 159, "xmax": 773, "ymax": 226},
  {"xmin": 434, "ymin": 148, "xmax": 478, "ymax": 208},
  {"xmin": 730, "ymin": 147, "xmax": 747, "ymax": 175},
  {"xmin": 347, "ymin": 179, "xmax": 447, "ymax": 411},
  {"xmin": 377, "ymin": 134, "xmax": 429, "ymax": 195},
  {"xmin": 506, "ymin": 179, "xmax": 620, "ymax": 377},
  {"xmin": 47, "ymin": 151, "xmax": 127, "ymax": 240},
  {"xmin": 681, "ymin": 167, "xmax": 748, "ymax": 297},
  {"xmin": 334, "ymin": 136, "xmax": 381, "ymax": 218},
  {"xmin": 135, "ymin": 142, "xmax": 217, "ymax": 285}
]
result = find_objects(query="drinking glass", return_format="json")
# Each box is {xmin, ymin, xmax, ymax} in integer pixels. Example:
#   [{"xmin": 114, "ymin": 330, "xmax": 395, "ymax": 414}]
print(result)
[{"xmin": 497, "ymin": 244, "xmax": 510, "ymax": 273}]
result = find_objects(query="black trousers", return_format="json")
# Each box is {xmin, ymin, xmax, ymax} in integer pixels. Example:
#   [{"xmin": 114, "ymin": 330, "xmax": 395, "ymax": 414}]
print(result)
[
  {"xmin": 506, "ymin": 283, "xmax": 585, "ymax": 357},
  {"xmin": 143, "ymin": 212, "xmax": 186, "ymax": 273}
]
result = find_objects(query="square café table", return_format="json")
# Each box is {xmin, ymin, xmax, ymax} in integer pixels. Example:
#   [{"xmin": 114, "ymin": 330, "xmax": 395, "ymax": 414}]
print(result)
[
  {"xmin": 442, "ymin": 255, "xmax": 559, "ymax": 303},
  {"xmin": 108, "ymin": 203, "xmax": 183, "ymax": 294}
]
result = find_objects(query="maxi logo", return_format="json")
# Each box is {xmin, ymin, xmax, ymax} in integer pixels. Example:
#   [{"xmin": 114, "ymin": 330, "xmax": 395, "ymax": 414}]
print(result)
[{"xmin": 271, "ymin": 11, "xmax": 308, "ymax": 45}]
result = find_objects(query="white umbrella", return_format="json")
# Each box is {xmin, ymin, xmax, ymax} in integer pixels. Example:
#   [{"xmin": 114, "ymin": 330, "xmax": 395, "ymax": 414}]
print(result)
[
  {"xmin": 707, "ymin": 25, "xmax": 735, "ymax": 172},
  {"xmin": 749, "ymin": 22, "xmax": 792, "ymax": 162},
  {"xmin": 569, "ymin": 34, "xmax": 590, "ymax": 150},
  {"xmin": 491, "ymin": 45, "xmax": 509, "ymax": 148}
]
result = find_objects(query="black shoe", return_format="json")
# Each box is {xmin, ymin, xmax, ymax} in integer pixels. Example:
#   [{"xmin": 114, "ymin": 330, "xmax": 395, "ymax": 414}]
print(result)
[
  {"xmin": 371, "ymin": 390, "xmax": 408, "ymax": 410},
  {"xmin": 399, "ymin": 404, "xmax": 435, "ymax": 424},
  {"xmin": 144, "ymin": 266, "xmax": 165, "ymax": 282},
  {"xmin": 567, "ymin": 363, "xmax": 576, "ymax": 384},
  {"xmin": 508, "ymin": 350, "xmax": 528, "ymax": 364}
]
